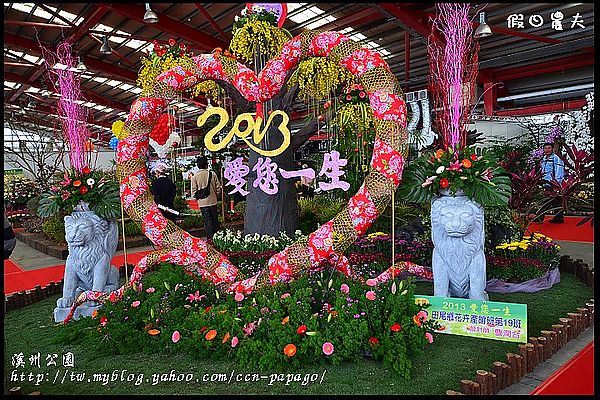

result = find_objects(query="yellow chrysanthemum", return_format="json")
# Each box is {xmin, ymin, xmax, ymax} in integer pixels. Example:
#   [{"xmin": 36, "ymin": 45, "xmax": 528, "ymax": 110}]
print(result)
[
  {"xmin": 111, "ymin": 120, "xmax": 129, "ymax": 140},
  {"xmin": 229, "ymin": 19, "xmax": 290, "ymax": 65},
  {"xmin": 288, "ymin": 57, "xmax": 354, "ymax": 101}
]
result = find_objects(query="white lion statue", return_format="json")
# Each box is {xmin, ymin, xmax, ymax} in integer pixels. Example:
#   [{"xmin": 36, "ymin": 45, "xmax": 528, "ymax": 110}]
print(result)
[
  {"xmin": 54, "ymin": 212, "xmax": 119, "ymax": 321},
  {"xmin": 431, "ymin": 195, "xmax": 488, "ymax": 300}
]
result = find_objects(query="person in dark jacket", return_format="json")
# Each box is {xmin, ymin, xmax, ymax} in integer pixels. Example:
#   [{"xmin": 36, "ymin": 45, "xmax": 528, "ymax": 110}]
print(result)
[
  {"xmin": 151, "ymin": 162, "xmax": 178, "ymax": 223},
  {"xmin": 4, "ymin": 212, "xmax": 16, "ymax": 260}
]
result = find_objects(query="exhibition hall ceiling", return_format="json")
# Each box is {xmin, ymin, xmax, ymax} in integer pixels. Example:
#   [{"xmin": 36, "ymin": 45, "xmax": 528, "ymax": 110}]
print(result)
[{"xmin": 3, "ymin": 3, "xmax": 594, "ymax": 145}]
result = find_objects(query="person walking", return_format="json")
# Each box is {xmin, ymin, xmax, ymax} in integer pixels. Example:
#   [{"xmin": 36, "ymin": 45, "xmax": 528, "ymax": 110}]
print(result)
[
  {"xmin": 150, "ymin": 162, "xmax": 178, "ymax": 223},
  {"xmin": 191, "ymin": 156, "xmax": 222, "ymax": 240},
  {"xmin": 534, "ymin": 142, "xmax": 565, "ymax": 224}
]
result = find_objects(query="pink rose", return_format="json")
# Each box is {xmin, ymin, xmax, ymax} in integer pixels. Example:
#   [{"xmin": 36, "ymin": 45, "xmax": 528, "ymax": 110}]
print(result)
[
  {"xmin": 146, "ymin": 287, "xmax": 156, "ymax": 293},
  {"xmin": 340, "ymin": 284, "xmax": 350, "ymax": 294},
  {"xmin": 280, "ymin": 293, "xmax": 291, "ymax": 299},
  {"xmin": 417, "ymin": 310, "xmax": 429, "ymax": 322},
  {"xmin": 366, "ymin": 291, "xmax": 376, "ymax": 301},
  {"xmin": 366, "ymin": 279, "xmax": 377, "ymax": 287},
  {"xmin": 234, "ymin": 293, "xmax": 244, "ymax": 302},
  {"xmin": 172, "ymin": 331, "xmax": 181, "ymax": 343},
  {"xmin": 231, "ymin": 336, "xmax": 239, "ymax": 348},
  {"xmin": 322, "ymin": 341, "xmax": 334, "ymax": 356},
  {"xmin": 131, "ymin": 300, "xmax": 141, "ymax": 308}
]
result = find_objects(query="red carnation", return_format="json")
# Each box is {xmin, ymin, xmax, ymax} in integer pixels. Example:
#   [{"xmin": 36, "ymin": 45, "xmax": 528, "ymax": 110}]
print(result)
[
  {"xmin": 390, "ymin": 323, "xmax": 402, "ymax": 332},
  {"xmin": 368, "ymin": 337, "xmax": 379, "ymax": 346},
  {"xmin": 296, "ymin": 324, "xmax": 307, "ymax": 335},
  {"xmin": 82, "ymin": 166, "xmax": 91, "ymax": 174},
  {"xmin": 179, "ymin": 43, "xmax": 186, "ymax": 50},
  {"xmin": 79, "ymin": 186, "xmax": 88, "ymax": 195},
  {"xmin": 439, "ymin": 178, "xmax": 449, "ymax": 189},
  {"xmin": 470, "ymin": 154, "xmax": 477, "ymax": 161},
  {"xmin": 169, "ymin": 38, "xmax": 176, "ymax": 46}
]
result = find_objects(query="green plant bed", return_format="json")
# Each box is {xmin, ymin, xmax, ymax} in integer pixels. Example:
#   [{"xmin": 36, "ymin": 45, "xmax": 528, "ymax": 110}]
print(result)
[{"xmin": 4, "ymin": 269, "xmax": 592, "ymax": 395}]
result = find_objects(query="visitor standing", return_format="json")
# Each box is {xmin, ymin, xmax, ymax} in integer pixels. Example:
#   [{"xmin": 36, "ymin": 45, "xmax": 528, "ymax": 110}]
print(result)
[
  {"xmin": 191, "ymin": 156, "xmax": 222, "ymax": 240},
  {"xmin": 534, "ymin": 142, "xmax": 565, "ymax": 223},
  {"xmin": 4, "ymin": 212, "xmax": 16, "ymax": 260},
  {"xmin": 150, "ymin": 162, "xmax": 178, "ymax": 223}
]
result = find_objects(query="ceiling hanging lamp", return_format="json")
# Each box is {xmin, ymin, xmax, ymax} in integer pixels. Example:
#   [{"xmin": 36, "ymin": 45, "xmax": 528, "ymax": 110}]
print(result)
[
  {"xmin": 144, "ymin": 3, "xmax": 159, "ymax": 24},
  {"xmin": 474, "ymin": 12, "xmax": 493, "ymax": 38},
  {"xmin": 100, "ymin": 35, "xmax": 113, "ymax": 55},
  {"xmin": 76, "ymin": 55, "xmax": 87, "ymax": 70}
]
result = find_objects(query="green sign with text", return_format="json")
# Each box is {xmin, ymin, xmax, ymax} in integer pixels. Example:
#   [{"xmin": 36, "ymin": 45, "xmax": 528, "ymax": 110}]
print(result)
[{"xmin": 414, "ymin": 295, "xmax": 527, "ymax": 343}]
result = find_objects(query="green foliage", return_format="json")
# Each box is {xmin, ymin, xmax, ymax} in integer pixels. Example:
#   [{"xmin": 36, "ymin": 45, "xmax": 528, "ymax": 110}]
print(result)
[
  {"xmin": 399, "ymin": 146, "xmax": 512, "ymax": 206},
  {"xmin": 173, "ymin": 195, "xmax": 189, "ymax": 214},
  {"xmin": 55, "ymin": 263, "xmax": 436, "ymax": 379},
  {"xmin": 42, "ymin": 216, "xmax": 66, "ymax": 243},
  {"xmin": 233, "ymin": 201, "xmax": 246, "ymax": 216},
  {"xmin": 298, "ymin": 196, "xmax": 346, "ymax": 233},
  {"xmin": 123, "ymin": 221, "xmax": 143, "ymax": 237},
  {"xmin": 26, "ymin": 195, "xmax": 40, "ymax": 216},
  {"xmin": 181, "ymin": 215, "xmax": 204, "ymax": 230},
  {"xmin": 368, "ymin": 196, "xmax": 426, "ymax": 235}
]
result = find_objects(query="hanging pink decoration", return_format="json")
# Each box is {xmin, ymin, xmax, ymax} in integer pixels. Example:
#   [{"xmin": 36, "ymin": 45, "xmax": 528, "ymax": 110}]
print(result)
[
  {"xmin": 428, "ymin": 3, "xmax": 479, "ymax": 151},
  {"xmin": 43, "ymin": 41, "xmax": 92, "ymax": 173}
]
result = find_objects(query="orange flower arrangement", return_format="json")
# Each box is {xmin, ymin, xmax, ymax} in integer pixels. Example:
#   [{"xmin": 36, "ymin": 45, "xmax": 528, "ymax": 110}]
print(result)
[
  {"xmin": 462, "ymin": 158, "xmax": 472, "ymax": 168},
  {"xmin": 205, "ymin": 329, "xmax": 217, "ymax": 341},
  {"xmin": 284, "ymin": 344, "xmax": 297, "ymax": 357}
]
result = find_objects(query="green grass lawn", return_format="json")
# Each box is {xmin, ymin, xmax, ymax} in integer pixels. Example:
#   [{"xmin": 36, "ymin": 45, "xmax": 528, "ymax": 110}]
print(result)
[{"xmin": 4, "ymin": 273, "xmax": 593, "ymax": 395}]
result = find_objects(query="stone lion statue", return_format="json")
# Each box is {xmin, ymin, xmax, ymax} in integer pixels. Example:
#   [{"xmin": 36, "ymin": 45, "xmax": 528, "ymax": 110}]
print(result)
[
  {"xmin": 431, "ymin": 195, "xmax": 488, "ymax": 300},
  {"xmin": 54, "ymin": 211, "xmax": 119, "ymax": 321}
]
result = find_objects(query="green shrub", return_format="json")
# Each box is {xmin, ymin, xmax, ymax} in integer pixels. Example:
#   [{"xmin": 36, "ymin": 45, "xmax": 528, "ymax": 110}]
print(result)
[
  {"xmin": 173, "ymin": 195, "xmax": 189, "ymax": 213},
  {"xmin": 181, "ymin": 215, "xmax": 204, "ymax": 230},
  {"xmin": 233, "ymin": 201, "xmax": 246, "ymax": 216},
  {"xmin": 26, "ymin": 195, "xmax": 41, "ymax": 216},
  {"xmin": 123, "ymin": 221, "xmax": 143, "ymax": 237},
  {"xmin": 55, "ymin": 263, "xmax": 437, "ymax": 379},
  {"xmin": 42, "ymin": 216, "xmax": 66, "ymax": 243}
]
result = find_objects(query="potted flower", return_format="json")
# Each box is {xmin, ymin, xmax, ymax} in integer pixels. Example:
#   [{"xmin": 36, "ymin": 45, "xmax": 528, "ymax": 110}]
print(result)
[
  {"xmin": 37, "ymin": 166, "xmax": 121, "ymax": 220},
  {"xmin": 399, "ymin": 146, "xmax": 511, "ymax": 300},
  {"xmin": 399, "ymin": 146, "xmax": 511, "ymax": 206}
]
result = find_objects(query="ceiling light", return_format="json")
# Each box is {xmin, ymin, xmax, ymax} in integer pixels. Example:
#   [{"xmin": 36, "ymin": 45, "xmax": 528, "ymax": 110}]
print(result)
[
  {"xmin": 144, "ymin": 3, "xmax": 159, "ymax": 24},
  {"xmin": 76, "ymin": 56, "xmax": 87, "ymax": 70},
  {"xmin": 474, "ymin": 12, "xmax": 493, "ymax": 38},
  {"xmin": 100, "ymin": 35, "xmax": 113, "ymax": 55}
]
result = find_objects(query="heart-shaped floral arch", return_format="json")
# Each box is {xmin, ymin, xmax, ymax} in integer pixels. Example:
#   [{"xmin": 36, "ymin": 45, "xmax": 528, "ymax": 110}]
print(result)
[{"xmin": 64, "ymin": 30, "xmax": 432, "ymax": 323}]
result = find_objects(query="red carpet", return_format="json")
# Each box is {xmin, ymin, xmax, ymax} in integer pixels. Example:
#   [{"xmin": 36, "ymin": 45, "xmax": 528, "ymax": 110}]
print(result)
[
  {"xmin": 4, "ymin": 249, "xmax": 153, "ymax": 295},
  {"xmin": 4, "ymin": 259, "xmax": 22, "ymax": 273},
  {"xmin": 531, "ymin": 341, "xmax": 594, "ymax": 395},
  {"xmin": 527, "ymin": 216, "xmax": 594, "ymax": 243}
]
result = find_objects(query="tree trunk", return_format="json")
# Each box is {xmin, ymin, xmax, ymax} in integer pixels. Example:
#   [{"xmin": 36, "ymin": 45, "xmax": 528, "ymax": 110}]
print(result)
[{"xmin": 243, "ymin": 94, "xmax": 299, "ymax": 238}]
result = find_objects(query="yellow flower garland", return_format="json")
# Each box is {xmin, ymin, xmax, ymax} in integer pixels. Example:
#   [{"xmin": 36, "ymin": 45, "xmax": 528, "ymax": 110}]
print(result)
[
  {"xmin": 137, "ymin": 54, "xmax": 222, "ymax": 100},
  {"xmin": 229, "ymin": 19, "xmax": 290, "ymax": 65},
  {"xmin": 332, "ymin": 103, "xmax": 374, "ymax": 133},
  {"xmin": 287, "ymin": 57, "xmax": 354, "ymax": 101}
]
